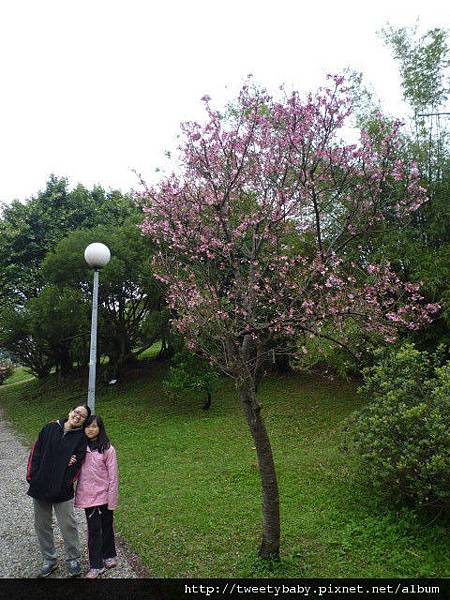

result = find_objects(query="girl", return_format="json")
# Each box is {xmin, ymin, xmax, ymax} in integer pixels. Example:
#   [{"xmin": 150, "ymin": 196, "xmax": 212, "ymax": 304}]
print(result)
[{"xmin": 74, "ymin": 415, "xmax": 119, "ymax": 579}]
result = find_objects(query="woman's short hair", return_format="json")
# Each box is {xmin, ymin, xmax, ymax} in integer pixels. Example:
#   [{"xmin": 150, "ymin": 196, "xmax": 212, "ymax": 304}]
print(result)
[{"xmin": 71, "ymin": 404, "xmax": 92, "ymax": 420}]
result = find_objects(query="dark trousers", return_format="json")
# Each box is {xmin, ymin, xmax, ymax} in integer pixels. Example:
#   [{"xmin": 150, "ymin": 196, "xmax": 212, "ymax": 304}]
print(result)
[{"xmin": 85, "ymin": 504, "xmax": 116, "ymax": 569}]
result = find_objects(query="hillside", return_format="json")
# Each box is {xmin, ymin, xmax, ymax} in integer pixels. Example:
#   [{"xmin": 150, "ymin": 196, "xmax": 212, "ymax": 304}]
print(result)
[{"xmin": 1, "ymin": 360, "xmax": 448, "ymax": 578}]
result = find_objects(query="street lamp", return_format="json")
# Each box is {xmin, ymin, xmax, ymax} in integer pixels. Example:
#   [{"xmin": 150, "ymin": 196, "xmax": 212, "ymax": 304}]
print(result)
[{"xmin": 84, "ymin": 243, "xmax": 111, "ymax": 413}]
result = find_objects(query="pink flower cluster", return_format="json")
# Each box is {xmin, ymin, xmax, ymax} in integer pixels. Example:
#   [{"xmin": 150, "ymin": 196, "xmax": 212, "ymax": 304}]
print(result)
[{"xmin": 140, "ymin": 77, "xmax": 438, "ymax": 367}]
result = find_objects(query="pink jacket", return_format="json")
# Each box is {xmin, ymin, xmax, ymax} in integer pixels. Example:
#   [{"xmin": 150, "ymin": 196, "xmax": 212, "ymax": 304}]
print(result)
[{"xmin": 74, "ymin": 445, "xmax": 118, "ymax": 510}]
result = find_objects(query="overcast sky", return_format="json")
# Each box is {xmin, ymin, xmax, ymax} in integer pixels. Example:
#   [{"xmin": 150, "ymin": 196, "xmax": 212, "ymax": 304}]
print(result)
[{"xmin": 0, "ymin": 0, "xmax": 448, "ymax": 204}]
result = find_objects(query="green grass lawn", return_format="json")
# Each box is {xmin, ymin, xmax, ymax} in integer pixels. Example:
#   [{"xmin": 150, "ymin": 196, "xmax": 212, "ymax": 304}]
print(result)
[{"xmin": 0, "ymin": 360, "xmax": 448, "ymax": 578}]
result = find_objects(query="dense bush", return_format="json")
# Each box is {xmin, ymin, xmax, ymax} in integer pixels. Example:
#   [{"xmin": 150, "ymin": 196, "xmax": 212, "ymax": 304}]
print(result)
[
  {"xmin": 347, "ymin": 344, "xmax": 450, "ymax": 510},
  {"xmin": 0, "ymin": 359, "xmax": 14, "ymax": 385},
  {"xmin": 164, "ymin": 348, "xmax": 219, "ymax": 410}
]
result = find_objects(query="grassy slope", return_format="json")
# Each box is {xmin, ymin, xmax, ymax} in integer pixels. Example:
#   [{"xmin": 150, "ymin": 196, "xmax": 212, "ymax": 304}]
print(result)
[
  {"xmin": 2, "ymin": 366, "xmax": 34, "ymax": 386},
  {"xmin": 0, "ymin": 361, "xmax": 448, "ymax": 578}
]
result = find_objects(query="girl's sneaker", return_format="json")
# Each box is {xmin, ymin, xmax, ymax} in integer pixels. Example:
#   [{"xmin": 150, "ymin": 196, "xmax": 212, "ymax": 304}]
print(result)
[
  {"xmin": 104, "ymin": 558, "xmax": 117, "ymax": 569},
  {"xmin": 85, "ymin": 567, "xmax": 105, "ymax": 579}
]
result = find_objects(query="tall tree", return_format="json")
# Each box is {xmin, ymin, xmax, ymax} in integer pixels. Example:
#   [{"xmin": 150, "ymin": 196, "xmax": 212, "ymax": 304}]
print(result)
[
  {"xmin": 380, "ymin": 23, "xmax": 449, "ymax": 182},
  {"xmin": 140, "ymin": 78, "xmax": 438, "ymax": 558},
  {"xmin": 377, "ymin": 25, "xmax": 450, "ymax": 350},
  {"xmin": 0, "ymin": 286, "xmax": 88, "ymax": 378},
  {"xmin": 0, "ymin": 175, "xmax": 139, "ymax": 306},
  {"xmin": 334, "ymin": 27, "xmax": 450, "ymax": 362},
  {"xmin": 41, "ymin": 223, "xmax": 167, "ymax": 379}
]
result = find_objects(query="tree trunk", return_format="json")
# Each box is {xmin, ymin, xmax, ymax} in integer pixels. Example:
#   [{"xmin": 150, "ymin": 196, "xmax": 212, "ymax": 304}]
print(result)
[
  {"xmin": 158, "ymin": 337, "xmax": 167, "ymax": 358},
  {"xmin": 239, "ymin": 382, "xmax": 280, "ymax": 559},
  {"xmin": 202, "ymin": 390, "xmax": 212, "ymax": 410},
  {"xmin": 59, "ymin": 349, "xmax": 73, "ymax": 376},
  {"xmin": 274, "ymin": 352, "xmax": 292, "ymax": 374}
]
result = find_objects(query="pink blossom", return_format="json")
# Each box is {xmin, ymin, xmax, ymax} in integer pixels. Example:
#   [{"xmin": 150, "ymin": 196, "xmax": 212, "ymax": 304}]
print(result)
[{"xmin": 139, "ymin": 76, "xmax": 438, "ymax": 374}]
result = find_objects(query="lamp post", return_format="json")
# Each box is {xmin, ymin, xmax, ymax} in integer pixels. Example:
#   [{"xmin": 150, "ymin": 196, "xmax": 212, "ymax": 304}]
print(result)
[{"xmin": 84, "ymin": 243, "xmax": 111, "ymax": 413}]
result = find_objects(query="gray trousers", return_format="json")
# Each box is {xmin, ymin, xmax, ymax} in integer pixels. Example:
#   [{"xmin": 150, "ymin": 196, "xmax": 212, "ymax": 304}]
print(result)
[{"xmin": 32, "ymin": 498, "xmax": 80, "ymax": 564}]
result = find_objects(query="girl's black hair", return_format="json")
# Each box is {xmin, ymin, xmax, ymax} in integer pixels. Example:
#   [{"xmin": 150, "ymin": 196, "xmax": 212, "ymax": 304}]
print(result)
[{"xmin": 85, "ymin": 414, "xmax": 111, "ymax": 453}]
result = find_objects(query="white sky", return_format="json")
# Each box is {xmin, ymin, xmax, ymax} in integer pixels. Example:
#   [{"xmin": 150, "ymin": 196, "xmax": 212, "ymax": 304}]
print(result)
[{"xmin": 0, "ymin": 0, "xmax": 448, "ymax": 204}]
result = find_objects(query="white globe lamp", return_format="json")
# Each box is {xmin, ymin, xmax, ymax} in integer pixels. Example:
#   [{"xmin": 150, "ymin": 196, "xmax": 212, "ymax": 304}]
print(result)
[{"xmin": 84, "ymin": 242, "xmax": 111, "ymax": 269}]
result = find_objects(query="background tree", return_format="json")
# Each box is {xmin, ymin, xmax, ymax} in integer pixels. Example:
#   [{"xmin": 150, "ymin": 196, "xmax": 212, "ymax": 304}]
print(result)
[
  {"xmin": 0, "ymin": 285, "xmax": 89, "ymax": 378},
  {"xmin": 0, "ymin": 301, "xmax": 56, "ymax": 378},
  {"xmin": 141, "ymin": 78, "xmax": 438, "ymax": 559},
  {"xmin": 380, "ymin": 24, "xmax": 450, "ymax": 350},
  {"xmin": 323, "ymin": 25, "xmax": 450, "ymax": 373},
  {"xmin": 0, "ymin": 175, "xmax": 138, "ymax": 306},
  {"xmin": 41, "ymin": 222, "xmax": 168, "ymax": 380},
  {"xmin": 0, "ymin": 173, "xmax": 172, "ymax": 380},
  {"xmin": 373, "ymin": 25, "xmax": 450, "ymax": 352}
]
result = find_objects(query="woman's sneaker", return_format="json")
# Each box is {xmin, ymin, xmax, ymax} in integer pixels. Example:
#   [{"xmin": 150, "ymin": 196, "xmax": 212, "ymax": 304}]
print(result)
[
  {"xmin": 37, "ymin": 562, "xmax": 58, "ymax": 577},
  {"xmin": 85, "ymin": 567, "xmax": 106, "ymax": 579},
  {"xmin": 104, "ymin": 558, "xmax": 117, "ymax": 569}
]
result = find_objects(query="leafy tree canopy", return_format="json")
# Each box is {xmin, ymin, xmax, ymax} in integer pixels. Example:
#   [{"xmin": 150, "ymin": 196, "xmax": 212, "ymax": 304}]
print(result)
[{"xmin": 0, "ymin": 175, "xmax": 139, "ymax": 305}]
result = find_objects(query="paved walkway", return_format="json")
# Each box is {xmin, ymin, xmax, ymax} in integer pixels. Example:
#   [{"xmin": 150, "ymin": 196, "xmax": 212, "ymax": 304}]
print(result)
[{"xmin": 0, "ymin": 409, "xmax": 139, "ymax": 578}]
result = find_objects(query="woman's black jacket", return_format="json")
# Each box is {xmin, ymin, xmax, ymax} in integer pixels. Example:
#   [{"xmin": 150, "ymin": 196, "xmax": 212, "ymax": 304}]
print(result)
[{"xmin": 26, "ymin": 419, "xmax": 87, "ymax": 503}]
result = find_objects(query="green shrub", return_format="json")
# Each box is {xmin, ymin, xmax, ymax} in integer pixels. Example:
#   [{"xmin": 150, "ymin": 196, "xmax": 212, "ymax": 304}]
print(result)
[
  {"xmin": 347, "ymin": 344, "xmax": 450, "ymax": 510},
  {"xmin": 164, "ymin": 348, "xmax": 219, "ymax": 409},
  {"xmin": 0, "ymin": 359, "xmax": 15, "ymax": 385}
]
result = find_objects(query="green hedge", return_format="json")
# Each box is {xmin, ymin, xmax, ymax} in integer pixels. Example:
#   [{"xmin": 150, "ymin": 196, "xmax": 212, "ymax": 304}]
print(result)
[{"xmin": 348, "ymin": 344, "xmax": 450, "ymax": 510}]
